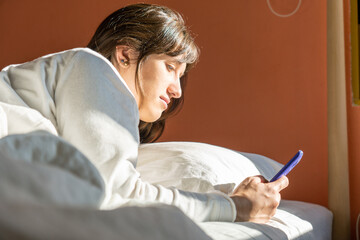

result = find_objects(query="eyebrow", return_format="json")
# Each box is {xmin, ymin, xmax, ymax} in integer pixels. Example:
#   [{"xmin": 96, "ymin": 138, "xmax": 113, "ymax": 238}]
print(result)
[{"xmin": 169, "ymin": 59, "xmax": 184, "ymax": 65}]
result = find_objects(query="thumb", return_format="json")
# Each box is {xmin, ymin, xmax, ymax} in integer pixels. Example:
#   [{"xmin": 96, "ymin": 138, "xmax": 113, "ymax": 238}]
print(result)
[{"xmin": 268, "ymin": 176, "xmax": 289, "ymax": 192}]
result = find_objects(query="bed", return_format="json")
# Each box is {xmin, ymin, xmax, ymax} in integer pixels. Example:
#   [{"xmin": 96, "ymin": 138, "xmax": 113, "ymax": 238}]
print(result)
[{"xmin": 0, "ymin": 128, "xmax": 332, "ymax": 239}]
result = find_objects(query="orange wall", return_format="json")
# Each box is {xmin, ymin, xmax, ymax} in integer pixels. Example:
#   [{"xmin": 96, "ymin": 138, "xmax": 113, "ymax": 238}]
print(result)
[
  {"xmin": 343, "ymin": 0, "xmax": 360, "ymax": 237},
  {"xmin": 0, "ymin": 0, "xmax": 328, "ymax": 207},
  {"xmin": 160, "ymin": 0, "xmax": 328, "ymax": 206}
]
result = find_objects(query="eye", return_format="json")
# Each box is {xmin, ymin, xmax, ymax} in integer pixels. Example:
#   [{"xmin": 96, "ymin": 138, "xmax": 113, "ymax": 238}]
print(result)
[{"xmin": 166, "ymin": 64, "xmax": 175, "ymax": 72}]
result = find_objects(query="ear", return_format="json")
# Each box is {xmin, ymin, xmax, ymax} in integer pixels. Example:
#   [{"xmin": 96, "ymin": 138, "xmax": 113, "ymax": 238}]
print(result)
[{"xmin": 114, "ymin": 45, "xmax": 136, "ymax": 68}]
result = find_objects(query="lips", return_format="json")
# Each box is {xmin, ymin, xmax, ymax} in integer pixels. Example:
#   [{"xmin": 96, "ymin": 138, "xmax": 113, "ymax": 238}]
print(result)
[
  {"xmin": 160, "ymin": 96, "xmax": 170, "ymax": 110},
  {"xmin": 160, "ymin": 96, "xmax": 170, "ymax": 105}
]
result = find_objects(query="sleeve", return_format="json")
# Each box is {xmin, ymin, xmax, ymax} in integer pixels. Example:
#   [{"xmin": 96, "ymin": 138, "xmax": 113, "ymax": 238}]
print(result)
[{"xmin": 54, "ymin": 49, "xmax": 236, "ymax": 222}]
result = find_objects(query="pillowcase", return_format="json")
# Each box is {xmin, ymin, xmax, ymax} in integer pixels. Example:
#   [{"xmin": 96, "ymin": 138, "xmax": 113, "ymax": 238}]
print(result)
[{"xmin": 137, "ymin": 142, "xmax": 282, "ymax": 194}]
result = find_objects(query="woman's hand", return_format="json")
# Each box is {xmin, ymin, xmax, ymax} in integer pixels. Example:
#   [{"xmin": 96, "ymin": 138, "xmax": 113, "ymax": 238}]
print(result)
[{"xmin": 230, "ymin": 175, "xmax": 289, "ymax": 223}]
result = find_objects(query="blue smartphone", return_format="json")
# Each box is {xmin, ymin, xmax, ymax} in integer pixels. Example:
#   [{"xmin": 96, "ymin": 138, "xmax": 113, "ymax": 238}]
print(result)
[{"xmin": 270, "ymin": 150, "xmax": 303, "ymax": 182}]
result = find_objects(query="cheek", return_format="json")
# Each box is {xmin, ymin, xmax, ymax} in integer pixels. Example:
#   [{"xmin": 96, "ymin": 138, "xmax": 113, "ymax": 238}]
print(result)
[
  {"xmin": 139, "ymin": 61, "xmax": 170, "ymax": 100},
  {"xmin": 142, "ymin": 75, "xmax": 168, "ymax": 97}
]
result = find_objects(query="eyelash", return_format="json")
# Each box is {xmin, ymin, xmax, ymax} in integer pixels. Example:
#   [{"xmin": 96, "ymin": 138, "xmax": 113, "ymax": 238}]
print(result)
[
  {"xmin": 166, "ymin": 64, "xmax": 175, "ymax": 72},
  {"xmin": 166, "ymin": 63, "xmax": 184, "ymax": 78}
]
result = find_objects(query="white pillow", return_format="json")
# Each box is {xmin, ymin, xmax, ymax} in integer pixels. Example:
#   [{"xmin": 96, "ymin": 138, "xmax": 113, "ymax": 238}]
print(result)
[{"xmin": 137, "ymin": 142, "xmax": 282, "ymax": 194}]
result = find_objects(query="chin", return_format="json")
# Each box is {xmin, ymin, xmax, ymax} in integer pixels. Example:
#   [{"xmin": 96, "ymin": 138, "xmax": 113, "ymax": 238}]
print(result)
[{"xmin": 140, "ymin": 111, "xmax": 162, "ymax": 123}]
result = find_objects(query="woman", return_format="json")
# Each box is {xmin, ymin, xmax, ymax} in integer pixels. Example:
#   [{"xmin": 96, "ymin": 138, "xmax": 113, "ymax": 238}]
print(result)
[{"xmin": 0, "ymin": 3, "xmax": 288, "ymax": 223}]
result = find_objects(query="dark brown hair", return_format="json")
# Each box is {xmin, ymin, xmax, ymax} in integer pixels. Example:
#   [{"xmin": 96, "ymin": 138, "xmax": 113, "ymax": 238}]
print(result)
[{"xmin": 87, "ymin": 3, "xmax": 199, "ymax": 143}]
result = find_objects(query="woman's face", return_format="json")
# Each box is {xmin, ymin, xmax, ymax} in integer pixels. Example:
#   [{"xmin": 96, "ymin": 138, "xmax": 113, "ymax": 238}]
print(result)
[
  {"xmin": 116, "ymin": 49, "xmax": 186, "ymax": 122},
  {"xmin": 137, "ymin": 54, "xmax": 186, "ymax": 122}
]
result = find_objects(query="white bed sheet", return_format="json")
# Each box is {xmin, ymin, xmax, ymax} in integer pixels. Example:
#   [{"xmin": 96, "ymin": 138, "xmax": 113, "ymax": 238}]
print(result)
[{"xmin": 199, "ymin": 200, "xmax": 332, "ymax": 240}]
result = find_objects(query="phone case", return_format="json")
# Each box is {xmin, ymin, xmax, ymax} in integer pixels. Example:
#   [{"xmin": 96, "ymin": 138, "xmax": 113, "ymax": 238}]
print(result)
[{"xmin": 270, "ymin": 150, "xmax": 303, "ymax": 182}]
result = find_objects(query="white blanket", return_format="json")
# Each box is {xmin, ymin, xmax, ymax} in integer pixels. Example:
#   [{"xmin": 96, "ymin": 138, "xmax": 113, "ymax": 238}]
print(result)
[
  {"xmin": 0, "ymin": 131, "xmax": 211, "ymax": 240},
  {"xmin": 0, "ymin": 130, "xmax": 332, "ymax": 239}
]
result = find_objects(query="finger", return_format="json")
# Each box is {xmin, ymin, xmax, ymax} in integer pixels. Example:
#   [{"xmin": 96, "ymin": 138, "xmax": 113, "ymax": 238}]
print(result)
[
  {"xmin": 255, "ymin": 175, "xmax": 269, "ymax": 183},
  {"xmin": 261, "ymin": 176, "xmax": 269, "ymax": 183},
  {"xmin": 249, "ymin": 175, "xmax": 267, "ymax": 184},
  {"xmin": 241, "ymin": 176, "xmax": 253, "ymax": 185},
  {"xmin": 268, "ymin": 176, "xmax": 289, "ymax": 192}
]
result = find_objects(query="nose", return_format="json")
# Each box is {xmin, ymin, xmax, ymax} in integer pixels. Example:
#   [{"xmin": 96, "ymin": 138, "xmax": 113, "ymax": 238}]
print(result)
[{"xmin": 167, "ymin": 78, "xmax": 182, "ymax": 99}]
